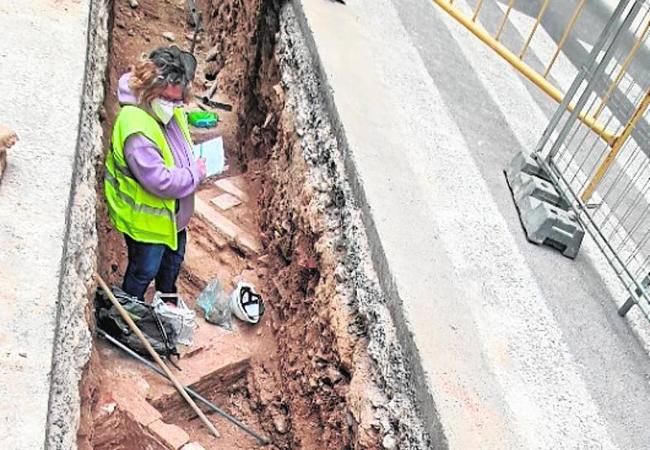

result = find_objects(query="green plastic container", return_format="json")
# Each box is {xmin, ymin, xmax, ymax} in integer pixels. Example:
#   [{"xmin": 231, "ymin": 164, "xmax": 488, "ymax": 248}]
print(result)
[{"xmin": 187, "ymin": 110, "xmax": 219, "ymax": 128}]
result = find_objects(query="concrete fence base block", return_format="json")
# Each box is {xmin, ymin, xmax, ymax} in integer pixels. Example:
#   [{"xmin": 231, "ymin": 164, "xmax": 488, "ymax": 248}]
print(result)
[
  {"xmin": 518, "ymin": 195, "xmax": 585, "ymax": 259},
  {"xmin": 506, "ymin": 150, "xmax": 584, "ymax": 258},
  {"xmin": 511, "ymin": 171, "xmax": 568, "ymax": 209},
  {"xmin": 505, "ymin": 150, "xmax": 550, "ymax": 183}
]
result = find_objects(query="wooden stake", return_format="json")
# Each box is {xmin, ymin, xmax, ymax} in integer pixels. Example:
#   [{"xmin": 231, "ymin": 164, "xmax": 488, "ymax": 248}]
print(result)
[{"xmin": 95, "ymin": 273, "xmax": 220, "ymax": 439}]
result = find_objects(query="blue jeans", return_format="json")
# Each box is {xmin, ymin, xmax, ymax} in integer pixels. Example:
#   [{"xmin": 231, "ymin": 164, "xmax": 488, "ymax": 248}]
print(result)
[{"xmin": 122, "ymin": 230, "xmax": 187, "ymax": 300}]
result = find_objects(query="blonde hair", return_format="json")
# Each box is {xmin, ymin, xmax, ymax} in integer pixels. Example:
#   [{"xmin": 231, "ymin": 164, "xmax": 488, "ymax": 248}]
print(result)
[
  {"xmin": 129, "ymin": 59, "xmax": 167, "ymax": 104},
  {"xmin": 128, "ymin": 48, "xmax": 194, "ymax": 104}
]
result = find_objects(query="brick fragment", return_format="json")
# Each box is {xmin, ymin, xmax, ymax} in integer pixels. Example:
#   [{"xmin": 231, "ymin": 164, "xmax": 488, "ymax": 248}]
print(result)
[
  {"xmin": 148, "ymin": 420, "xmax": 190, "ymax": 449},
  {"xmin": 195, "ymin": 197, "xmax": 260, "ymax": 255},
  {"xmin": 235, "ymin": 232, "xmax": 261, "ymax": 256},
  {"xmin": 214, "ymin": 177, "xmax": 248, "ymax": 201},
  {"xmin": 195, "ymin": 197, "xmax": 241, "ymax": 241},
  {"xmin": 181, "ymin": 443, "xmax": 207, "ymax": 450},
  {"xmin": 113, "ymin": 390, "xmax": 162, "ymax": 426},
  {"xmin": 210, "ymin": 192, "xmax": 242, "ymax": 210}
]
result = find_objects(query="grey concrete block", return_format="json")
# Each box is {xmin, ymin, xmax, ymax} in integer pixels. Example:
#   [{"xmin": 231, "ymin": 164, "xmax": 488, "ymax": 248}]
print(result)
[
  {"xmin": 518, "ymin": 195, "xmax": 584, "ymax": 259},
  {"xmin": 511, "ymin": 171, "xmax": 568, "ymax": 209},
  {"xmin": 506, "ymin": 150, "xmax": 550, "ymax": 183}
]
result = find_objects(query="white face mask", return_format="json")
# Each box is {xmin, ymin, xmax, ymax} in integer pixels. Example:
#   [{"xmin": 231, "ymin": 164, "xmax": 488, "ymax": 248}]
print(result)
[{"xmin": 151, "ymin": 98, "xmax": 179, "ymax": 125}]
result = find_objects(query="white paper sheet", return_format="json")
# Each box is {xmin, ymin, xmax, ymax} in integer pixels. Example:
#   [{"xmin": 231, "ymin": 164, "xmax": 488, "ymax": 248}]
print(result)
[{"xmin": 193, "ymin": 137, "xmax": 226, "ymax": 177}]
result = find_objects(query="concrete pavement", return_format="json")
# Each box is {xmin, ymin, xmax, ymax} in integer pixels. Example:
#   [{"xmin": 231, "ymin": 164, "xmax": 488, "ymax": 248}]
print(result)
[
  {"xmin": 295, "ymin": 0, "xmax": 650, "ymax": 448},
  {"xmin": 0, "ymin": 1, "xmax": 92, "ymax": 448}
]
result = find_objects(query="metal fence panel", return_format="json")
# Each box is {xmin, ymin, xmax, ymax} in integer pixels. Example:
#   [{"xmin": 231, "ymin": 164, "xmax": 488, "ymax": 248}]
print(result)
[
  {"xmin": 534, "ymin": 1, "xmax": 650, "ymax": 318},
  {"xmin": 433, "ymin": 0, "xmax": 650, "ymax": 318}
]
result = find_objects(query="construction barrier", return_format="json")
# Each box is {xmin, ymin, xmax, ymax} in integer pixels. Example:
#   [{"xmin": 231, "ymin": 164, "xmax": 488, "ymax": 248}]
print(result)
[
  {"xmin": 434, "ymin": 0, "xmax": 650, "ymax": 318},
  {"xmin": 534, "ymin": 0, "xmax": 650, "ymax": 319}
]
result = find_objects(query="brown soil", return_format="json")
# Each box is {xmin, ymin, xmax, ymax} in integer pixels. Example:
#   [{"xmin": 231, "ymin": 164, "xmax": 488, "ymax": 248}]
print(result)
[{"xmin": 78, "ymin": 0, "xmax": 384, "ymax": 449}]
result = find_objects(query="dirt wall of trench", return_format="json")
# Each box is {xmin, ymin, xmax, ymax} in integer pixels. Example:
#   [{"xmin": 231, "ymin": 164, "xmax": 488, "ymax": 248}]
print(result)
[{"xmin": 212, "ymin": 1, "xmax": 434, "ymax": 448}]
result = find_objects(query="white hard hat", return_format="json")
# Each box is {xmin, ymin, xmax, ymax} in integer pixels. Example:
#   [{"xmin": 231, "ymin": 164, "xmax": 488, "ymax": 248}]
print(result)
[{"xmin": 230, "ymin": 282, "xmax": 265, "ymax": 324}]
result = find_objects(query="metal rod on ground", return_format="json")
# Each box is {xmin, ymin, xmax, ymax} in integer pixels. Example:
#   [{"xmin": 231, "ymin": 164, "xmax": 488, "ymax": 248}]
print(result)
[
  {"xmin": 94, "ymin": 274, "xmax": 221, "ymax": 439},
  {"xmin": 190, "ymin": 27, "xmax": 200, "ymax": 55},
  {"xmin": 97, "ymin": 329, "xmax": 271, "ymax": 445},
  {"xmin": 187, "ymin": 0, "xmax": 202, "ymax": 55},
  {"xmin": 194, "ymin": 93, "xmax": 233, "ymax": 112}
]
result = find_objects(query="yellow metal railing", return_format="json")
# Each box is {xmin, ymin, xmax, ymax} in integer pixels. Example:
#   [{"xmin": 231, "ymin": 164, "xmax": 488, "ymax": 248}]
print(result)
[
  {"xmin": 429, "ymin": 0, "xmax": 650, "ymax": 199},
  {"xmin": 495, "ymin": 0, "xmax": 515, "ymax": 41},
  {"xmin": 544, "ymin": 0, "xmax": 586, "ymax": 78},
  {"xmin": 519, "ymin": 0, "xmax": 549, "ymax": 59},
  {"xmin": 430, "ymin": 0, "xmax": 616, "ymax": 145},
  {"xmin": 582, "ymin": 89, "xmax": 650, "ymax": 202}
]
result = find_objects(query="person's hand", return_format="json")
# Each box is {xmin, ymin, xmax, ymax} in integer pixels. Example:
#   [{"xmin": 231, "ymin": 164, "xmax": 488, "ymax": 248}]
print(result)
[{"xmin": 196, "ymin": 157, "xmax": 207, "ymax": 180}]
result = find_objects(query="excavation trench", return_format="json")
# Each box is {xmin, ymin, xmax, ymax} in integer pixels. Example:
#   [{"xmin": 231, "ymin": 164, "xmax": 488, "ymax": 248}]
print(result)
[{"xmin": 75, "ymin": 0, "xmax": 431, "ymax": 449}]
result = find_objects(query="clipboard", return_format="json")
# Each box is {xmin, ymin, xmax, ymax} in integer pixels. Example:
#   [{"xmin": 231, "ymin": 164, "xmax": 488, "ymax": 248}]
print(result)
[{"xmin": 193, "ymin": 137, "xmax": 226, "ymax": 178}]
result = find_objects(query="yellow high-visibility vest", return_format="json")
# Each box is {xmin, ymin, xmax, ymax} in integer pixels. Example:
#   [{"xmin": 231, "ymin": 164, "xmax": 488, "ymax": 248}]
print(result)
[{"xmin": 104, "ymin": 105, "xmax": 192, "ymax": 250}]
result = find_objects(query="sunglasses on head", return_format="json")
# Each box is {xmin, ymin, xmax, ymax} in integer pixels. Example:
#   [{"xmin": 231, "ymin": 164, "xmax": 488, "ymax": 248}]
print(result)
[{"xmin": 150, "ymin": 45, "xmax": 197, "ymax": 86}]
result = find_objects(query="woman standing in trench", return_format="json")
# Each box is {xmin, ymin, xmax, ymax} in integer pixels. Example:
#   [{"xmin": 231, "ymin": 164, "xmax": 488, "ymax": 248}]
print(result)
[{"xmin": 104, "ymin": 45, "xmax": 206, "ymax": 300}]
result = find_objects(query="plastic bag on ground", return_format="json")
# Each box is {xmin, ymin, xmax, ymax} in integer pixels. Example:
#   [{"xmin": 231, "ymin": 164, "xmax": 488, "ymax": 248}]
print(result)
[
  {"xmin": 152, "ymin": 292, "xmax": 197, "ymax": 346},
  {"xmin": 196, "ymin": 279, "xmax": 233, "ymax": 330}
]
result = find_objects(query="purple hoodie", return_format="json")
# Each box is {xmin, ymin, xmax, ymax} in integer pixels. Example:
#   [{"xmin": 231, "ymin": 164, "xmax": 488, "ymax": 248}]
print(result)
[{"xmin": 118, "ymin": 73, "xmax": 202, "ymax": 232}]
